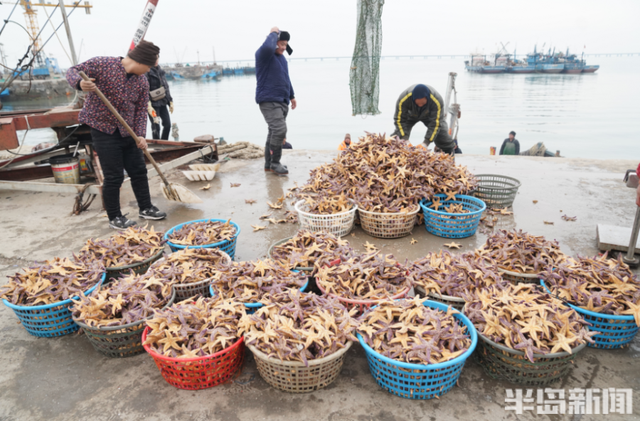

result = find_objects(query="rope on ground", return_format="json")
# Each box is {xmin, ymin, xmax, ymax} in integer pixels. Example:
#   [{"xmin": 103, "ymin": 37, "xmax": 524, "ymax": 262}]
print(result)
[
  {"xmin": 72, "ymin": 183, "xmax": 97, "ymax": 215},
  {"xmin": 217, "ymin": 142, "xmax": 264, "ymax": 159}
]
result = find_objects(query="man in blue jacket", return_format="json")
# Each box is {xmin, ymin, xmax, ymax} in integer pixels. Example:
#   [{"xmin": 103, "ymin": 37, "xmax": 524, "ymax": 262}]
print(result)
[{"xmin": 255, "ymin": 26, "xmax": 297, "ymax": 176}]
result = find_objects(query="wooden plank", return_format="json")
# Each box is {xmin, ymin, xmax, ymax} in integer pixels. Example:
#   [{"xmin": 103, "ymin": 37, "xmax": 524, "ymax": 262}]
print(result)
[{"xmin": 596, "ymin": 224, "xmax": 640, "ymax": 253}]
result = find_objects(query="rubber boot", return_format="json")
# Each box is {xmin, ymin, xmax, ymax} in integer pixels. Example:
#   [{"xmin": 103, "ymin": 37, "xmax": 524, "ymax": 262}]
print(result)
[
  {"xmin": 264, "ymin": 141, "xmax": 272, "ymax": 172},
  {"xmin": 270, "ymin": 148, "xmax": 289, "ymax": 175}
]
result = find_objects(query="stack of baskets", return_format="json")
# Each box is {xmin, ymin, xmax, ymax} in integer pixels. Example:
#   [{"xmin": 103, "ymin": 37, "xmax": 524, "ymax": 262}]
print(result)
[
  {"xmin": 420, "ymin": 194, "xmax": 486, "ymax": 239},
  {"xmin": 294, "ymin": 200, "xmax": 357, "ymax": 237}
]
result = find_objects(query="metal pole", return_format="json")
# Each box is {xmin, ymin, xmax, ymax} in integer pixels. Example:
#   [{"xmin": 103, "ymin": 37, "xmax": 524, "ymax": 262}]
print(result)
[
  {"xmin": 58, "ymin": 0, "xmax": 78, "ymax": 65},
  {"xmin": 623, "ymin": 206, "xmax": 640, "ymax": 265}
]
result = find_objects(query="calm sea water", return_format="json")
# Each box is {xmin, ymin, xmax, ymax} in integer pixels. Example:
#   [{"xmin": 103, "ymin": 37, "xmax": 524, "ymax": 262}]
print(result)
[{"xmin": 5, "ymin": 56, "xmax": 639, "ymax": 159}]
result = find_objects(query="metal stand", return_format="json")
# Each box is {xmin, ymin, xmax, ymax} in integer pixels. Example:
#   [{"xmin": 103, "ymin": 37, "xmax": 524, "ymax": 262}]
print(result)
[{"xmin": 623, "ymin": 206, "xmax": 640, "ymax": 265}]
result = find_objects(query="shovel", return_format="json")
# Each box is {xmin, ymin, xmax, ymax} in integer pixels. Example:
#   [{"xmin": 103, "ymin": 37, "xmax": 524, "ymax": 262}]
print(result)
[{"xmin": 79, "ymin": 71, "xmax": 201, "ymax": 204}]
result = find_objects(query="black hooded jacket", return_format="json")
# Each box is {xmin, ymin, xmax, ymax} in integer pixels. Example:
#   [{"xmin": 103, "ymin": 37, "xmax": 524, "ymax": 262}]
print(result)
[{"xmin": 146, "ymin": 65, "xmax": 172, "ymax": 108}]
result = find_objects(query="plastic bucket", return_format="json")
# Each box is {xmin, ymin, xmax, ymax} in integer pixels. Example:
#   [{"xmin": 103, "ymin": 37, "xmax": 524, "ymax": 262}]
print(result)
[{"xmin": 50, "ymin": 154, "xmax": 80, "ymax": 184}]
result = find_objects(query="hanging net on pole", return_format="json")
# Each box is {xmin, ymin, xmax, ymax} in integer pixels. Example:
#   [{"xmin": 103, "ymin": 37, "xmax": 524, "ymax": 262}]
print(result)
[{"xmin": 349, "ymin": 0, "xmax": 384, "ymax": 116}]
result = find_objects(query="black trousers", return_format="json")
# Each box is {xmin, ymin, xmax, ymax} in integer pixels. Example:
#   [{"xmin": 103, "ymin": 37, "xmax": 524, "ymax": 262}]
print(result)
[
  {"xmin": 150, "ymin": 105, "xmax": 171, "ymax": 140},
  {"xmin": 91, "ymin": 128, "xmax": 152, "ymax": 220},
  {"xmin": 259, "ymin": 102, "xmax": 289, "ymax": 167}
]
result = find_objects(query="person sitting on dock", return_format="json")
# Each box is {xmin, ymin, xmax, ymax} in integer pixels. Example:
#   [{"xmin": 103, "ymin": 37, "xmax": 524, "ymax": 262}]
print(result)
[
  {"xmin": 255, "ymin": 26, "xmax": 296, "ymax": 176},
  {"xmin": 391, "ymin": 84, "xmax": 455, "ymax": 155},
  {"xmin": 499, "ymin": 131, "xmax": 520, "ymax": 155},
  {"xmin": 338, "ymin": 134, "xmax": 352, "ymax": 151},
  {"xmin": 66, "ymin": 40, "xmax": 167, "ymax": 230}
]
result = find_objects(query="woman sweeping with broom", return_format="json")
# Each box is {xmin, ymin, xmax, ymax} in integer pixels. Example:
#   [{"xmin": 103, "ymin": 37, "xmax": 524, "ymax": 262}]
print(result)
[{"xmin": 66, "ymin": 41, "xmax": 167, "ymax": 230}]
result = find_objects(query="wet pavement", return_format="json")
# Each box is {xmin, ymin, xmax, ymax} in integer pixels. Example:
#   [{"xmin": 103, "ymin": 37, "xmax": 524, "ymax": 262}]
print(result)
[{"xmin": 0, "ymin": 150, "xmax": 639, "ymax": 420}]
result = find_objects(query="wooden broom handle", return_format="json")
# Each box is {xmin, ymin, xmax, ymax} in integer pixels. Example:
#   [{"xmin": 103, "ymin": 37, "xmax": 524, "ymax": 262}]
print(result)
[{"xmin": 78, "ymin": 71, "xmax": 172, "ymax": 188}]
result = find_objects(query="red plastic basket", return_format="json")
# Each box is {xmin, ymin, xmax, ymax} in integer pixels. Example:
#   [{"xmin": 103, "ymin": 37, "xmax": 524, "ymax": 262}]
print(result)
[{"xmin": 141, "ymin": 327, "xmax": 245, "ymax": 390}]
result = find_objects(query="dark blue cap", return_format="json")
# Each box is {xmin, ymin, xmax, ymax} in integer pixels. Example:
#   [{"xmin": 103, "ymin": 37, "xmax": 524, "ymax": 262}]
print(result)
[{"xmin": 412, "ymin": 84, "xmax": 430, "ymax": 101}]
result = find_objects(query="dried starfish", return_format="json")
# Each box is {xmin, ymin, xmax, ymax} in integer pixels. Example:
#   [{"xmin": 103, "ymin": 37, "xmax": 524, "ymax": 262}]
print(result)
[
  {"xmin": 245, "ymin": 199, "xmax": 257, "ymax": 205},
  {"xmin": 464, "ymin": 283, "xmax": 594, "ymax": 362},
  {"xmin": 167, "ymin": 219, "xmax": 235, "ymax": 246},
  {"xmin": 239, "ymin": 289, "xmax": 358, "ymax": 366},
  {"xmin": 444, "ymin": 242, "xmax": 461, "ymax": 249},
  {"xmin": 0, "ymin": 258, "xmax": 104, "ymax": 306},
  {"xmin": 357, "ymin": 297, "xmax": 471, "ymax": 365},
  {"xmin": 251, "ymin": 225, "xmax": 266, "ymax": 232},
  {"xmin": 77, "ymin": 226, "xmax": 165, "ymax": 268},
  {"xmin": 295, "ymin": 133, "xmax": 476, "ymax": 214},
  {"xmin": 270, "ymin": 230, "xmax": 356, "ymax": 270},
  {"xmin": 144, "ymin": 296, "xmax": 245, "ymax": 358}
]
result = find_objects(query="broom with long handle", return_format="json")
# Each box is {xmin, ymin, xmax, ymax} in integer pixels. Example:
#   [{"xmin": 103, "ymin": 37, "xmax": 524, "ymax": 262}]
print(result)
[{"xmin": 79, "ymin": 71, "xmax": 202, "ymax": 204}]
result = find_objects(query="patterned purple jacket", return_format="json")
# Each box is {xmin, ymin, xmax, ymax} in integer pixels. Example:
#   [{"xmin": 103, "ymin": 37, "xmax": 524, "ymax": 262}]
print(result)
[{"xmin": 66, "ymin": 56, "xmax": 149, "ymax": 138}]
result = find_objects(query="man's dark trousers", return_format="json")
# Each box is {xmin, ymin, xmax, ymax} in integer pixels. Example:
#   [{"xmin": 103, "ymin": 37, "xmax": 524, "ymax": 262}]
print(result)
[
  {"xmin": 91, "ymin": 128, "xmax": 153, "ymax": 220},
  {"xmin": 151, "ymin": 105, "xmax": 171, "ymax": 140},
  {"xmin": 259, "ymin": 102, "xmax": 288, "ymax": 168}
]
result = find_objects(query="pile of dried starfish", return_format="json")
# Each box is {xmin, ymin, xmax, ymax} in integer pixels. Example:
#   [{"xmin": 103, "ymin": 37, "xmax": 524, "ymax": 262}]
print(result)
[
  {"xmin": 167, "ymin": 219, "xmax": 235, "ymax": 246},
  {"xmin": 296, "ymin": 133, "xmax": 476, "ymax": 214},
  {"xmin": 144, "ymin": 296, "xmax": 246, "ymax": 358},
  {"xmin": 209, "ymin": 259, "xmax": 308, "ymax": 303},
  {"xmin": 479, "ymin": 229, "xmax": 568, "ymax": 274},
  {"xmin": 77, "ymin": 226, "xmax": 165, "ymax": 267},
  {"xmin": 239, "ymin": 289, "xmax": 359, "ymax": 365},
  {"xmin": 270, "ymin": 230, "xmax": 356, "ymax": 270},
  {"xmin": 148, "ymin": 248, "xmax": 231, "ymax": 285},
  {"xmin": 357, "ymin": 297, "xmax": 471, "ymax": 364},
  {"xmin": 71, "ymin": 271, "xmax": 171, "ymax": 327},
  {"xmin": 542, "ymin": 253, "xmax": 640, "ymax": 326},
  {"xmin": 410, "ymin": 251, "xmax": 504, "ymax": 299},
  {"xmin": 315, "ymin": 252, "xmax": 413, "ymax": 300},
  {"xmin": 0, "ymin": 258, "xmax": 104, "ymax": 306},
  {"xmin": 464, "ymin": 283, "xmax": 594, "ymax": 362}
]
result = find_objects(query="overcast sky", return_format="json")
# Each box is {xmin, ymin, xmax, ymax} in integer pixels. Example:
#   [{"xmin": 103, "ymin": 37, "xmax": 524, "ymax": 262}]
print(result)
[{"xmin": 1, "ymin": 0, "xmax": 638, "ymax": 68}]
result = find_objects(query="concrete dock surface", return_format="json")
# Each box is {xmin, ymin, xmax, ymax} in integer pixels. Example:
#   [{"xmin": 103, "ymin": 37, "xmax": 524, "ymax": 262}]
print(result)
[{"xmin": 0, "ymin": 151, "xmax": 638, "ymax": 421}]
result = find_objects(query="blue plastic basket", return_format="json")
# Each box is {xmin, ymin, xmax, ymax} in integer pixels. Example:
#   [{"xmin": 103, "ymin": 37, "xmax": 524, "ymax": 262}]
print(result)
[
  {"xmin": 209, "ymin": 275, "xmax": 308, "ymax": 315},
  {"xmin": 164, "ymin": 219, "xmax": 241, "ymax": 259},
  {"xmin": 420, "ymin": 194, "xmax": 486, "ymax": 239},
  {"xmin": 357, "ymin": 300, "xmax": 478, "ymax": 399},
  {"xmin": 2, "ymin": 272, "xmax": 106, "ymax": 338},
  {"xmin": 541, "ymin": 280, "xmax": 639, "ymax": 349}
]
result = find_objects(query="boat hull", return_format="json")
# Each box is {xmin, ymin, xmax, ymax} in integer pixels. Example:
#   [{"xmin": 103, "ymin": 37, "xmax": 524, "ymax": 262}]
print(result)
[
  {"xmin": 563, "ymin": 69, "xmax": 583, "ymax": 74},
  {"xmin": 582, "ymin": 65, "xmax": 599, "ymax": 73}
]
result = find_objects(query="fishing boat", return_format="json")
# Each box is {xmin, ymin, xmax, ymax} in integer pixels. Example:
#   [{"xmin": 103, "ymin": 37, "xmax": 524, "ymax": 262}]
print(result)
[
  {"xmin": 464, "ymin": 54, "xmax": 505, "ymax": 74},
  {"xmin": 582, "ymin": 65, "xmax": 599, "ymax": 73}
]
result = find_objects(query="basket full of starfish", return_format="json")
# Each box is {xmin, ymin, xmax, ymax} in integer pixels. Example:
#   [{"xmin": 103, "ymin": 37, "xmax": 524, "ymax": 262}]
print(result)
[
  {"xmin": 294, "ymin": 197, "xmax": 357, "ymax": 237},
  {"xmin": 209, "ymin": 259, "xmax": 308, "ymax": 314},
  {"xmin": 77, "ymin": 226, "xmax": 166, "ymax": 282},
  {"xmin": 241, "ymin": 289, "xmax": 358, "ymax": 393},
  {"xmin": 473, "ymin": 174, "xmax": 521, "ymax": 208},
  {"xmin": 149, "ymin": 248, "xmax": 232, "ymax": 301},
  {"xmin": 142, "ymin": 296, "xmax": 246, "ymax": 390},
  {"xmin": 480, "ymin": 229, "xmax": 569, "ymax": 284},
  {"xmin": 1, "ymin": 258, "xmax": 105, "ymax": 338},
  {"xmin": 410, "ymin": 250, "xmax": 504, "ymax": 311},
  {"xmin": 164, "ymin": 218, "xmax": 240, "ymax": 259},
  {"xmin": 419, "ymin": 194, "xmax": 486, "ymax": 239},
  {"xmin": 71, "ymin": 271, "xmax": 176, "ymax": 358},
  {"xmin": 315, "ymin": 253, "xmax": 413, "ymax": 316},
  {"xmin": 541, "ymin": 254, "xmax": 640, "ymax": 350},
  {"xmin": 358, "ymin": 205, "xmax": 421, "ymax": 239},
  {"xmin": 356, "ymin": 298, "xmax": 477, "ymax": 399},
  {"xmin": 464, "ymin": 283, "xmax": 592, "ymax": 386}
]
